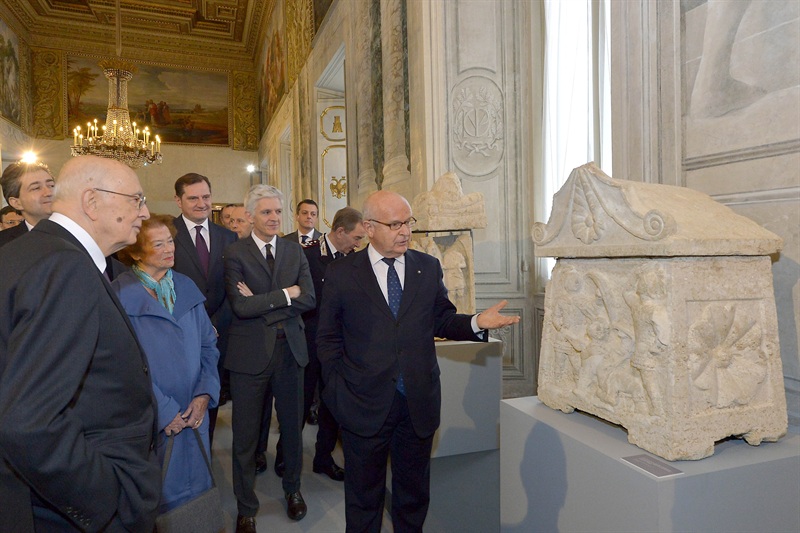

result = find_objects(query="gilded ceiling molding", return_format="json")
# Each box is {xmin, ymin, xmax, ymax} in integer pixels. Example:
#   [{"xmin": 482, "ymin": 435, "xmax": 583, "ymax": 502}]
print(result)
[
  {"xmin": 4, "ymin": 0, "xmax": 272, "ymax": 70},
  {"xmin": 232, "ymin": 70, "xmax": 258, "ymax": 152},
  {"xmin": 286, "ymin": 0, "xmax": 315, "ymax": 87},
  {"xmin": 31, "ymin": 47, "xmax": 63, "ymax": 139}
]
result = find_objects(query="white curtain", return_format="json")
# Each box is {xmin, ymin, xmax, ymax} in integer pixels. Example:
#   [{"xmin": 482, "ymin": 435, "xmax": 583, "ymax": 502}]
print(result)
[{"xmin": 537, "ymin": 0, "xmax": 612, "ymax": 286}]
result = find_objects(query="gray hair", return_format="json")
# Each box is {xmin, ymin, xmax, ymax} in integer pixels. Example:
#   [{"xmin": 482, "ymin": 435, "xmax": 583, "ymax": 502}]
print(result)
[{"xmin": 244, "ymin": 184, "xmax": 283, "ymax": 214}]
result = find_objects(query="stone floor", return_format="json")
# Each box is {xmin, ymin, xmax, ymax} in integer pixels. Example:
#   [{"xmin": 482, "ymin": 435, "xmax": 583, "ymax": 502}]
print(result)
[{"xmin": 211, "ymin": 402, "xmax": 393, "ymax": 532}]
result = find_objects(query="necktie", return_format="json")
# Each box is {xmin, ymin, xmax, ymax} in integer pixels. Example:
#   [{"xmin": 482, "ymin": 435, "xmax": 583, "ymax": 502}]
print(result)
[
  {"xmin": 334, "ymin": 251, "xmax": 343, "ymax": 260},
  {"xmin": 382, "ymin": 258, "xmax": 405, "ymax": 395},
  {"xmin": 301, "ymin": 235, "xmax": 308, "ymax": 245},
  {"xmin": 194, "ymin": 226, "xmax": 209, "ymax": 276},
  {"xmin": 102, "ymin": 269, "xmax": 111, "ymax": 282},
  {"xmin": 265, "ymin": 243, "xmax": 275, "ymax": 272}
]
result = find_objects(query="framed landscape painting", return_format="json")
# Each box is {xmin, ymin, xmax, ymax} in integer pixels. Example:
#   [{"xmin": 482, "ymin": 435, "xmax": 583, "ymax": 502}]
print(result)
[
  {"xmin": 0, "ymin": 17, "xmax": 21, "ymax": 127},
  {"xmin": 67, "ymin": 56, "xmax": 229, "ymax": 145}
]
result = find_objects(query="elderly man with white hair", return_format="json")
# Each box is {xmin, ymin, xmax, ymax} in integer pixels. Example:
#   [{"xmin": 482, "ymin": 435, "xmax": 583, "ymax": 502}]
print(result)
[{"xmin": 0, "ymin": 155, "xmax": 160, "ymax": 531}]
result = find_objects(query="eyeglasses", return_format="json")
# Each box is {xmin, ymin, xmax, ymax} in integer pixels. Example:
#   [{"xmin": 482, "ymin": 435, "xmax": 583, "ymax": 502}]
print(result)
[
  {"xmin": 369, "ymin": 217, "xmax": 417, "ymax": 231},
  {"xmin": 93, "ymin": 188, "xmax": 147, "ymax": 210}
]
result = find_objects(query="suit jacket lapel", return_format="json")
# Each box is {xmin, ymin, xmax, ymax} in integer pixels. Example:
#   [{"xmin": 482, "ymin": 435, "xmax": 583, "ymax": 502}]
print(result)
[
  {"xmin": 245, "ymin": 237, "xmax": 273, "ymax": 281},
  {"xmin": 35, "ymin": 221, "xmax": 147, "ymax": 357},
  {"xmin": 208, "ymin": 223, "xmax": 225, "ymax": 271},
  {"xmin": 174, "ymin": 218, "xmax": 204, "ymax": 277},
  {"xmin": 352, "ymin": 249, "xmax": 396, "ymax": 320},
  {"xmin": 397, "ymin": 252, "xmax": 421, "ymax": 320}
]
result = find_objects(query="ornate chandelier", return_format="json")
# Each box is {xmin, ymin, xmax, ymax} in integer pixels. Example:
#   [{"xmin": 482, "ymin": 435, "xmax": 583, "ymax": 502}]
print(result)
[{"xmin": 70, "ymin": 59, "xmax": 162, "ymax": 169}]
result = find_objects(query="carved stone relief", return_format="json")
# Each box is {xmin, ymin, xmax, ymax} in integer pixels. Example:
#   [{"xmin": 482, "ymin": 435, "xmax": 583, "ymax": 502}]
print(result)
[
  {"xmin": 451, "ymin": 76, "xmax": 504, "ymax": 176},
  {"xmin": 412, "ymin": 170, "xmax": 487, "ymax": 231},
  {"xmin": 410, "ymin": 232, "xmax": 476, "ymax": 315},
  {"xmin": 409, "ymin": 171, "xmax": 487, "ymax": 315},
  {"xmin": 536, "ymin": 163, "xmax": 787, "ymax": 460},
  {"xmin": 232, "ymin": 70, "xmax": 258, "ymax": 151}
]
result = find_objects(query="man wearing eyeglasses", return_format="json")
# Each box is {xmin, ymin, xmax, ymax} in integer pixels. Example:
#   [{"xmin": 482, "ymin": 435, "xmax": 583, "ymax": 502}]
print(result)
[
  {"xmin": 317, "ymin": 190, "xmax": 520, "ymax": 533},
  {"xmin": 0, "ymin": 155, "xmax": 160, "ymax": 532},
  {"xmin": 0, "ymin": 159, "xmax": 55, "ymax": 249}
]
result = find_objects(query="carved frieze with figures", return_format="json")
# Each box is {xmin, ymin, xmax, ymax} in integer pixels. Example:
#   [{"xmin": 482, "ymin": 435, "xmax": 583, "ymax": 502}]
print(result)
[{"xmin": 535, "ymin": 163, "xmax": 787, "ymax": 460}]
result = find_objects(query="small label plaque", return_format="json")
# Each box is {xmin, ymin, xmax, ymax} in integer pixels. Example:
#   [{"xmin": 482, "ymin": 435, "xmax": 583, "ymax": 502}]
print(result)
[{"xmin": 622, "ymin": 454, "xmax": 683, "ymax": 478}]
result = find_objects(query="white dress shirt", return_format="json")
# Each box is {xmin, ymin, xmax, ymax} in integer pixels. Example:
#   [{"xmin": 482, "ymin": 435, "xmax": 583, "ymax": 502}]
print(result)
[
  {"xmin": 49, "ymin": 212, "xmax": 107, "ymax": 273},
  {"xmin": 366, "ymin": 244, "xmax": 482, "ymax": 333},
  {"xmin": 251, "ymin": 232, "xmax": 291, "ymax": 305},
  {"xmin": 181, "ymin": 215, "xmax": 209, "ymax": 252}
]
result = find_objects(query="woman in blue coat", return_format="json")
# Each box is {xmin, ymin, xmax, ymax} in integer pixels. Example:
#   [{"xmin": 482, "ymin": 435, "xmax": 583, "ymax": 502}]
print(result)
[{"xmin": 113, "ymin": 214, "xmax": 220, "ymax": 512}]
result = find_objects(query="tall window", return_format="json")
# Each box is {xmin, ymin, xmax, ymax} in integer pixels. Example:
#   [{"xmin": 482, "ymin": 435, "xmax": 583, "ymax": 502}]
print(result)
[{"xmin": 538, "ymin": 0, "xmax": 612, "ymax": 284}]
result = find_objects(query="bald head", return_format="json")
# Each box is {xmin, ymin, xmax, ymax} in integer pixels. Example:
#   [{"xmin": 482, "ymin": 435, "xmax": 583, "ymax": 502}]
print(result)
[
  {"xmin": 54, "ymin": 156, "xmax": 150, "ymax": 255},
  {"xmin": 362, "ymin": 190, "xmax": 413, "ymax": 259},
  {"xmin": 362, "ymin": 190, "xmax": 411, "ymax": 221}
]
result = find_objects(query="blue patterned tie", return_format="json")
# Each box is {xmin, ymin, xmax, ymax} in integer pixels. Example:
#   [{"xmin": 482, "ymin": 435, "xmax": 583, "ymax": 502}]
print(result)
[{"xmin": 382, "ymin": 257, "xmax": 405, "ymax": 395}]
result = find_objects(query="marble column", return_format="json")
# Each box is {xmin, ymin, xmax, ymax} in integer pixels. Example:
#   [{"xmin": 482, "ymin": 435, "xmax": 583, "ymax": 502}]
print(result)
[
  {"xmin": 354, "ymin": 0, "xmax": 377, "ymax": 206},
  {"xmin": 380, "ymin": 0, "xmax": 412, "ymax": 198}
]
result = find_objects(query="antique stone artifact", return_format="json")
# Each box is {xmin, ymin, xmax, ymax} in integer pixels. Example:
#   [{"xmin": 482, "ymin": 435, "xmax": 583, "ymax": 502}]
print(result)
[
  {"xmin": 410, "ymin": 171, "xmax": 486, "ymax": 314},
  {"xmin": 412, "ymin": 171, "xmax": 487, "ymax": 231},
  {"xmin": 534, "ymin": 163, "xmax": 787, "ymax": 460}
]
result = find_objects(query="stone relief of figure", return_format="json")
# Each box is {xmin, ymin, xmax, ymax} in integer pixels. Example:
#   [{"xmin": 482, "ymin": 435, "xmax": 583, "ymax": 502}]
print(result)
[
  {"xmin": 549, "ymin": 267, "xmax": 598, "ymax": 384},
  {"xmin": 442, "ymin": 248, "xmax": 467, "ymax": 313},
  {"xmin": 411, "ymin": 233, "xmax": 477, "ymax": 314},
  {"xmin": 623, "ymin": 265, "xmax": 670, "ymax": 416}
]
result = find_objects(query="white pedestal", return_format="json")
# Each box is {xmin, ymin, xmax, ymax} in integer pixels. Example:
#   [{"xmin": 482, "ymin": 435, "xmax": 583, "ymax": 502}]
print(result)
[
  {"xmin": 501, "ymin": 397, "xmax": 800, "ymax": 532},
  {"xmin": 388, "ymin": 339, "xmax": 503, "ymax": 530}
]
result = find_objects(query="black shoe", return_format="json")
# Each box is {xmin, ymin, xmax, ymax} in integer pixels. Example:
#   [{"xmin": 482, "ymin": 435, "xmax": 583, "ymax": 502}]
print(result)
[
  {"xmin": 285, "ymin": 491, "xmax": 307, "ymax": 521},
  {"xmin": 235, "ymin": 515, "xmax": 256, "ymax": 533},
  {"xmin": 313, "ymin": 462, "xmax": 345, "ymax": 481},
  {"xmin": 255, "ymin": 452, "xmax": 267, "ymax": 474},
  {"xmin": 274, "ymin": 459, "xmax": 285, "ymax": 478}
]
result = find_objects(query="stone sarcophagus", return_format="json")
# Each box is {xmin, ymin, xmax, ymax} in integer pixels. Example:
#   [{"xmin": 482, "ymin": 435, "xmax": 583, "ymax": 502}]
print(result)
[{"xmin": 534, "ymin": 163, "xmax": 788, "ymax": 460}]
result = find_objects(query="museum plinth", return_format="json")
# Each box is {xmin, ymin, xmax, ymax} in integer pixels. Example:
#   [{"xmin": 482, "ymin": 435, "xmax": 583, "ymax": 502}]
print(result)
[{"xmin": 500, "ymin": 397, "xmax": 800, "ymax": 532}]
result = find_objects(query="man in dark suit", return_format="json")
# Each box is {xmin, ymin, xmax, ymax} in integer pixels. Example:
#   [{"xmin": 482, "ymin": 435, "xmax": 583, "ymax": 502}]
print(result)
[
  {"xmin": 172, "ymin": 173, "xmax": 237, "ymax": 441},
  {"xmin": 224, "ymin": 184, "xmax": 315, "ymax": 531},
  {"xmin": 0, "ymin": 155, "xmax": 160, "ymax": 532},
  {"xmin": 317, "ymin": 190, "xmax": 519, "ymax": 533},
  {"xmin": 274, "ymin": 206, "xmax": 366, "ymax": 481},
  {"xmin": 0, "ymin": 157, "xmax": 55, "ymax": 249},
  {"xmin": 284, "ymin": 198, "xmax": 322, "ymax": 245}
]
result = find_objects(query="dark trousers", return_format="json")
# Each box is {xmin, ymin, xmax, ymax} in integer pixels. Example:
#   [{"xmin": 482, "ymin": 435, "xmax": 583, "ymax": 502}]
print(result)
[
  {"xmin": 341, "ymin": 391, "xmax": 433, "ymax": 533},
  {"xmin": 230, "ymin": 338, "xmax": 304, "ymax": 516},
  {"xmin": 276, "ymin": 349, "xmax": 339, "ymax": 467}
]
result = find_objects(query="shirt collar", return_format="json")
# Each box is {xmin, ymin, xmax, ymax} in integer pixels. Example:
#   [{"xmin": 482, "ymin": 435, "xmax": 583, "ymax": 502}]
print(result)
[
  {"xmin": 49, "ymin": 212, "xmax": 107, "ymax": 272},
  {"xmin": 367, "ymin": 244, "xmax": 404, "ymax": 266},
  {"xmin": 251, "ymin": 232, "xmax": 277, "ymax": 252},
  {"xmin": 181, "ymin": 214, "xmax": 208, "ymax": 232},
  {"xmin": 325, "ymin": 236, "xmax": 339, "ymax": 256}
]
